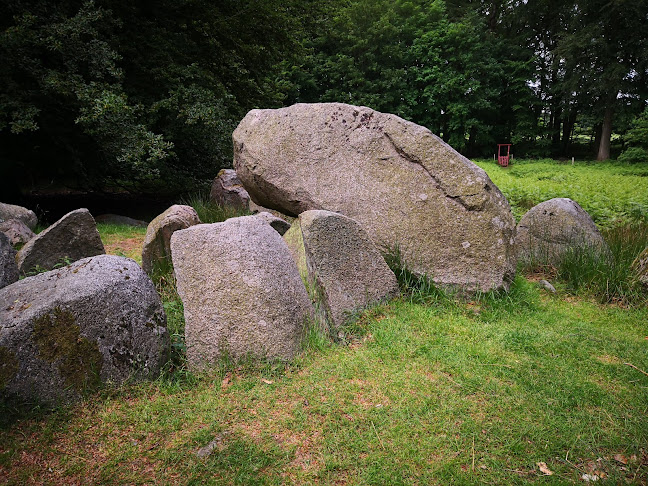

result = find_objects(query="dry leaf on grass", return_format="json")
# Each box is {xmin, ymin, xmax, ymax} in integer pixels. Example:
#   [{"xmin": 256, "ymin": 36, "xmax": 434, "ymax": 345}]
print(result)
[
  {"xmin": 536, "ymin": 462, "xmax": 553, "ymax": 475},
  {"xmin": 262, "ymin": 379, "xmax": 273, "ymax": 385}
]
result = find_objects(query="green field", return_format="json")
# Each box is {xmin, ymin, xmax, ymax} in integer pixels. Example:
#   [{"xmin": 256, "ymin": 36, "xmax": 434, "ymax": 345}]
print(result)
[
  {"xmin": 475, "ymin": 159, "xmax": 648, "ymax": 227},
  {"xmin": 1, "ymin": 160, "xmax": 647, "ymax": 485}
]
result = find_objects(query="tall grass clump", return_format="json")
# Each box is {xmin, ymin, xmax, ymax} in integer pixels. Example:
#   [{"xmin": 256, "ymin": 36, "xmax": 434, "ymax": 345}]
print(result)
[
  {"xmin": 556, "ymin": 223, "xmax": 648, "ymax": 305},
  {"xmin": 382, "ymin": 244, "xmax": 455, "ymax": 307},
  {"xmin": 181, "ymin": 192, "xmax": 250, "ymax": 224}
]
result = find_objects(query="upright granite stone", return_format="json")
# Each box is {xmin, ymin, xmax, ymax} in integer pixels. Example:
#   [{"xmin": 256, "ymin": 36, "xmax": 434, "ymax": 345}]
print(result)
[
  {"xmin": 210, "ymin": 169, "xmax": 251, "ymax": 209},
  {"xmin": 0, "ymin": 255, "xmax": 168, "ymax": 406},
  {"xmin": 0, "ymin": 202, "xmax": 37, "ymax": 230},
  {"xmin": 515, "ymin": 198, "xmax": 608, "ymax": 265},
  {"xmin": 234, "ymin": 103, "xmax": 516, "ymax": 292},
  {"xmin": 0, "ymin": 219, "xmax": 36, "ymax": 246},
  {"xmin": 16, "ymin": 208, "xmax": 105, "ymax": 275},
  {"xmin": 141, "ymin": 205, "xmax": 200, "ymax": 274},
  {"xmin": 171, "ymin": 216, "xmax": 313, "ymax": 367},
  {"xmin": 300, "ymin": 210, "xmax": 399, "ymax": 329},
  {"xmin": 0, "ymin": 232, "xmax": 18, "ymax": 289}
]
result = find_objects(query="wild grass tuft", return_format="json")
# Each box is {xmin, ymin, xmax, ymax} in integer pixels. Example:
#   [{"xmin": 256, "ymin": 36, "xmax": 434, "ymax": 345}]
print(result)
[
  {"xmin": 382, "ymin": 244, "xmax": 455, "ymax": 307},
  {"xmin": 180, "ymin": 192, "xmax": 250, "ymax": 224},
  {"xmin": 555, "ymin": 223, "xmax": 648, "ymax": 305}
]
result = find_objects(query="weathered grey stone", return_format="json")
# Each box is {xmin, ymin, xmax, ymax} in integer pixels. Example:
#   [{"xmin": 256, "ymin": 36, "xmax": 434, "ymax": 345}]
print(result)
[
  {"xmin": 255, "ymin": 211, "xmax": 291, "ymax": 236},
  {"xmin": 95, "ymin": 214, "xmax": 148, "ymax": 227},
  {"xmin": 171, "ymin": 216, "xmax": 313, "ymax": 367},
  {"xmin": 0, "ymin": 218, "xmax": 36, "ymax": 246},
  {"xmin": 141, "ymin": 205, "xmax": 200, "ymax": 274},
  {"xmin": 234, "ymin": 103, "xmax": 516, "ymax": 292},
  {"xmin": 249, "ymin": 201, "xmax": 296, "ymax": 225},
  {"xmin": 538, "ymin": 279, "xmax": 556, "ymax": 293},
  {"xmin": 210, "ymin": 169, "xmax": 250, "ymax": 209},
  {"xmin": 0, "ymin": 255, "xmax": 168, "ymax": 406},
  {"xmin": 0, "ymin": 202, "xmax": 37, "ymax": 230},
  {"xmin": 515, "ymin": 198, "xmax": 608, "ymax": 265},
  {"xmin": 16, "ymin": 208, "xmax": 105, "ymax": 275},
  {"xmin": 0, "ymin": 232, "xmax": 18, "ymax": 289},
  {"xmin": 299, "ymin": 210, "xmax": 399, "ymax": 329},
  {"xmin": 632, "ymin": 247, "xmax": 648, "ymax": 287}
]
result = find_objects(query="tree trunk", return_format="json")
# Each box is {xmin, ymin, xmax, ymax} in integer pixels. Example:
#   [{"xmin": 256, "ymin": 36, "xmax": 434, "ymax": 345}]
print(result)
[{"xmin": 596, "ymin": 105, "xmax": 614, "ymax": 161}]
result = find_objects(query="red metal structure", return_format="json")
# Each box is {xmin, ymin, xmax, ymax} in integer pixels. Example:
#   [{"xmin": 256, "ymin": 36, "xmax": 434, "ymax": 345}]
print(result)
[{"xmin": 497, "ymin": 144, "xmax": 511, "ymax": 167}]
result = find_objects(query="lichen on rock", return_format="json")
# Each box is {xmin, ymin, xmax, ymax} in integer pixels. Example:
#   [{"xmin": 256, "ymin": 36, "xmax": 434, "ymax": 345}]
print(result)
[
  {"xmin": 32, "ymin": 307, "xmax": 103, "ymax": 393},
  {"xmin": 0, "ymin": 347, "xmax": 19, "ymax": 390}
]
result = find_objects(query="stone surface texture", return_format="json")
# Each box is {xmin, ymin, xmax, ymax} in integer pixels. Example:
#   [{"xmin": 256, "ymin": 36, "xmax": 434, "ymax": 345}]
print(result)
[
  {"xmin": 0, "ymin": 219, "xmax": 36, "ymax": 246},
  {"xmin": 255, "ymin": 211, "xmax": 291, "ymax": 236},
  {"xmin": 95, "ymin": 214, "xmax": 148, "ymax": 227},
  {"xmin": 300, "ymin": 210, "xmax": 399, "ymax": 329},
  {"xmin": 0, "ymin": 232, "xmax": 18, "ymax": 289},
  {"xmin": 171, "ymin": 216, "xmax": 313, "ymax": 367},
  {"xmin": 141, "ymin": 205, "xmax": 200, "ymax": 274},
  {"xmin": 210, "ymin": 169, "xmax": 251, "ymax": 209},
  {"xmin": 233, "ymin": 103, "xmax": 516, "ymax": 292},
  {"xmin": 16, "ymin": 208, "xmax": 105, "ymax": 275},
  {"xmin": 515, "ymin": 198, "xmax": 608, "ymax": 264},
  {"xmin": 0, "ymin": 255, "xmax": 168, "ymax": 406},
  {"xmin": 0, "ymin": 202, "xmax": 38, "ymax": 230}
]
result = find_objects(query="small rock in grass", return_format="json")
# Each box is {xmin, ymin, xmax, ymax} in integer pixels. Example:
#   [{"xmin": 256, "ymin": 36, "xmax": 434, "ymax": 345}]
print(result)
[{"xmin": 538, "ymin": 279, "xmax": 556, "ymax": 293}]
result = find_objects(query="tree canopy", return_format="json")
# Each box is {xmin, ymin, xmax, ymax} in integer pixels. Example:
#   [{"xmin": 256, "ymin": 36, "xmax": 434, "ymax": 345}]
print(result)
[{"xmin": 1, "ymin": 0, "xmax": 647, "ymax": 196}]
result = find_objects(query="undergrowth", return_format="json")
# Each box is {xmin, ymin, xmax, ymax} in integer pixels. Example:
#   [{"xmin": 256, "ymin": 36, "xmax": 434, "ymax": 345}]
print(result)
[{"xmin": 181, "ymin": 192, "xmax": 250, "ymax": 223}]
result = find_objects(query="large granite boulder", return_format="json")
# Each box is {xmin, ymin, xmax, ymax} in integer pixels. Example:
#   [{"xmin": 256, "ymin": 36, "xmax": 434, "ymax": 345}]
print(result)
[
  {"xmin": 515, "ymin": 198, "xmax": 608, "ymax": 265},
  {"xmin": 0, "ymin": 219, "xmax": 36, "ymax": 246},
  {"xmin": 171, "ymin": 216, "xmax": 313, "ymax": 367},
  {"xmin": 298, "ymin": 210, "xmax": 399, "ymax": 329},
  {"xmin": 141, "ymin": 205, "xmax": 200, "ymax": 274},
  {"xmin": 0, "ymin": 255, "xmax": 168, "ymax": 406},
  {"xmin": 233, "ymin": 103, "xmax": 516, "ymax": 292},
  {"xmin": 210, "ymin": 169, "xmax": 250, "ymax": 209},
  {"xmin": 0, "ymin": 202, "xmax": 37, "ymax": 230},
  {"xmin": 16, "ymin": 208, "xmax": 105, "ymax": 275},
  {"xmin": 0, "ymin": 232, "xmax": 19, "ymax": 289}
]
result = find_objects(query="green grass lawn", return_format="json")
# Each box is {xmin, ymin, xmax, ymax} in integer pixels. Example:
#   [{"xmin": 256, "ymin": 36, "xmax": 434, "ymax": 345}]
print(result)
[{"xmin": 1, "ymin": 162, "xmax": 647, "ymax": 484}]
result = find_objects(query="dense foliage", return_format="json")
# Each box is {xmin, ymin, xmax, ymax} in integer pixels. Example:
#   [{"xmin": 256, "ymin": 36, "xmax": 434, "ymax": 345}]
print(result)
[{"xmin": 1, "ymin": 0, "xmax": 647, "ymax": 195}]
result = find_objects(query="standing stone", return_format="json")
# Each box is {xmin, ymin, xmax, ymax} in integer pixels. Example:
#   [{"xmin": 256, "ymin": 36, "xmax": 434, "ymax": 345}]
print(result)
[
  {"xmin": 171, "ymin": 216, "xmax": 313, "ymax": 367},
  {"xmin": 233, "ymin": 103, "xmax": 516, "ymax": 292},
  {"xmin": 0, "ymin": 232, "xmax": 18, "ymax": 289},
  {"xmin": 515, "ymin": 198, "xmax": 608, "ymax": 265},
  {"xmin": 209, "ymin": 169, "xmax": 251, "ymax": 209},
  {"xmin": 141, "ymin": 205, "xmax": 200, "ymax": 274},
  {"xmin": 0, "ymin": 219, "xmax": 36, "ymax": 246},
  {"xmin": 16, "ymin": 208, "xmax": 105, "ymax": 275},
  {"xmin": 299, "ymin": 210, "xmax": 399, "ymax": 329},
  {"xmin": 0, "ymin": 202, "xmax": 38, "ymax": 230},
  {"xmin": 0, "ymin": 255, "xmax": 168, "ymax": 406}
]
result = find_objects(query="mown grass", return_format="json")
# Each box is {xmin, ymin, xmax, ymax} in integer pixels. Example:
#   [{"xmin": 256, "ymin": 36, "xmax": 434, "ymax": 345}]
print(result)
[
  {"xmin": 1, "ymin": 279, "xmax": 646, "ymax": 484},
  {"xmin": 2, "ymin": 163, "xmax": 647, "ymax": 484},
  {"xmin": 475, "ymin": 158, "xmax": 648, "ymax": 227}
]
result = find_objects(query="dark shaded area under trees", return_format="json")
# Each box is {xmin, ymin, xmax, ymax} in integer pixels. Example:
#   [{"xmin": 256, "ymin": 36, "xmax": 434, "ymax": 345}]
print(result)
[{"xmin": 1, "ymin": 0, "xmax": 647, "ymax": 200}]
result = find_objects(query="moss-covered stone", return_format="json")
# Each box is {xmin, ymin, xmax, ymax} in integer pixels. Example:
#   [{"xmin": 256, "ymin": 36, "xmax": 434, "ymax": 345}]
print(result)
[
  {"xmin": 0, "ymin": 347, "xmax": 19, "ymax": 390},
  {"xmin": 32, "ymin": 308, "xmax": 103, "ymax": 393}
]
